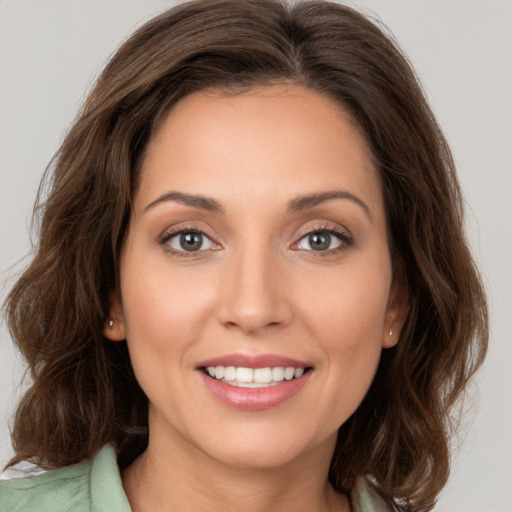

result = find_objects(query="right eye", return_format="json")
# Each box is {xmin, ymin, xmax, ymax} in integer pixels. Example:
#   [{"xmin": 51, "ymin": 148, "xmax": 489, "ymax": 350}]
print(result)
[{"xmin": 163, "ymin": 230, "xmax": 216, "ymax": 253}]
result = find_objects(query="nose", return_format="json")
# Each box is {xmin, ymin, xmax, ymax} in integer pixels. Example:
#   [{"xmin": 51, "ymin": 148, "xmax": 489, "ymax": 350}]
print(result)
[{"xmin": 217, "ymin": 244, "xmax": 293, "ymax": 336}]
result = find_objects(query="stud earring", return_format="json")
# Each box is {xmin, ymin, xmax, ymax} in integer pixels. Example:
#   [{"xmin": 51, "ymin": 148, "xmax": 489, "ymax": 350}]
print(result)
[
  {"xmin": 108, "ymin": 320, "xmax": 114, "ymax": 328},
  {"xmin": 389, "ymin": 328, "xmax": 393, "ymax": 337}
]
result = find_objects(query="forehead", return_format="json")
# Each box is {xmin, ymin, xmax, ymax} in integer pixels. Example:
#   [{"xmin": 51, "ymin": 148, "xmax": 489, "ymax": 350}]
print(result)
[{"xmin": 136, "ymin": 84, "xmax": 382, "ymax": 216}]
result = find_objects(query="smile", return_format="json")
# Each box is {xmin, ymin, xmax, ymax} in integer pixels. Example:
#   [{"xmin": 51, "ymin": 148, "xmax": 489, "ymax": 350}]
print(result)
[
  {"xmin": 197, "ymin": 356, "xmax": 313, "ymax": 410},
  {"xmin": 203, "ymin": 366, "xmax": 307, "ymax": 388}
]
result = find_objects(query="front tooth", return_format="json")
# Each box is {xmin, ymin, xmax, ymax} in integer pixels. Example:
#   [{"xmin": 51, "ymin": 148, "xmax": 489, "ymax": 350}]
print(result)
[
  {"xmin": 294, "ymin": 368, "xmax": 304, "ymax": 378},
  {"xmin": 207, "ymin": 367, "xmax": 216, "ymax": 378},
  {"xmin": 284, "ymin": 367, "xmax": 295, "ymax": 380},
  {"xmin": 215, "ymin": 366, "xmax": 225, "ymax": 379},
  {"xmin": 236, "ymin": 367, "xmax": 253, "ymax": 383},
  {"xmin": 224, "ymin": 366, "xmax": 236, "ymax": 381},
  {"xmin": 272, "ymin": 367, "xmax": 285, "ymax": 381},
  {"xmin": 254, "ymin": 367, "xmax": 272, "ymax": 383}
]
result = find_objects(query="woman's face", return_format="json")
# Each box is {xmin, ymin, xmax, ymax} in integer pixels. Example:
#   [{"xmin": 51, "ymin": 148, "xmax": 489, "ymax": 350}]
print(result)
[{"xmin": 108, "ymin": 84, "xmax": 407, "ymax": 470}]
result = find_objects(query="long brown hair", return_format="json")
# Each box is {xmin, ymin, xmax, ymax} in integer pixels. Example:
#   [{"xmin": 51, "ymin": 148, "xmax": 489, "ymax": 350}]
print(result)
[{"xmin": 4, "ymin": 1, "xmax": 488, "ymax": 510}]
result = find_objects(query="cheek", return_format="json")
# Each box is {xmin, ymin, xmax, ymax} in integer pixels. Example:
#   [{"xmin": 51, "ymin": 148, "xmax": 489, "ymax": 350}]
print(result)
[
  {"xmin": 118, "ymin": 269, "xmax": 218, "ymax": 422},
  {"xmin": 295, "ymin": 256, "xmax": 391, "ymax": 398},
  {"xmin": 298, "ymin": 259, "xmax": 391, "ymax": 343},
  {"xmin": 118, "ymin": 253, "xmax": 219, "ymax": 382},
  {"xmin": 316, "ymin": 286, "xmax": 386, "ymax": 381},
  {"xmin": 121, "ymin": 234, "xmax": 218, "ymax": 327}
]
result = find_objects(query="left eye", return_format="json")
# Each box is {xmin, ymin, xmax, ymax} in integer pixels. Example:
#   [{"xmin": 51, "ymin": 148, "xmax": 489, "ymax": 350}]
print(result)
[
  {"xmin": 167, "ymin": 231, "xmax": 216, "ymax": 252},
  {"xmin": 296, "ymin": 231, "xmax": 344, "ymax": 252}
]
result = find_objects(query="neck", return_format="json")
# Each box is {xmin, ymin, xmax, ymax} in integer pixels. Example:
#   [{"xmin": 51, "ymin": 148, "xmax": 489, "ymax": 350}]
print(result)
[{"xmin": 122, "ymin": 415, "xmax": 349, "ymax": 512}]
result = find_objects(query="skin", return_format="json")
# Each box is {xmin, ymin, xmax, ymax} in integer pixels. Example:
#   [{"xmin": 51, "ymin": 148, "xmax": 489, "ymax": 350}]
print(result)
[{"xmin": 106, "ymin": 84, "xmax": 408, "ymax": 512}]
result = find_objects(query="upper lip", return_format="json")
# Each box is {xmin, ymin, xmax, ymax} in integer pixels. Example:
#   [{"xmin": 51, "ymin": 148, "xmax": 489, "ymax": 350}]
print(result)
[{"xmin": 197, "ymin": 353, "xmax": 312, "ymax": 369}]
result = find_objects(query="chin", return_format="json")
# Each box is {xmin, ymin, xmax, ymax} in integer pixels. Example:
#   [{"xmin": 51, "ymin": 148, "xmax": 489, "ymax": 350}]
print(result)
[
  {"xmin": 186, "ymin": 420, "xmax": 337, "ymax": 471},
  {"xmin": 207, "ymin": 441, "xmax": 313, "ymax": 470}
]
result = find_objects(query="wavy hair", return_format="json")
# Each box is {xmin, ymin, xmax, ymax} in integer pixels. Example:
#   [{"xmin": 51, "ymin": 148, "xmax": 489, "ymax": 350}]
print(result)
[{"xmin": 4, "ymin": 1, "xmax": 488, "ymax": 510}]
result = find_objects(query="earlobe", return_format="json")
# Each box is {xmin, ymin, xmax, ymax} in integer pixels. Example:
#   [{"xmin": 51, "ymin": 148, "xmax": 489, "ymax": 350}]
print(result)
[
  {"xmin": 103, "ymin": 294, "xmax": 127, "ymax": 341},
  {"xmin": 383, "ymin": 325, "xmax": 398, "ymax": 348},
  {"xmin": 383, "ymin": 277, "xmax": 409, "ymax": 348}
]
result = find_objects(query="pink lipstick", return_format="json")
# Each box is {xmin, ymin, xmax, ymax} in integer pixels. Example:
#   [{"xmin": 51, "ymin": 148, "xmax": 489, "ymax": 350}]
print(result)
[{"xmin": 196, "ymin": 353, "xmax": 313, "ymax": 410}]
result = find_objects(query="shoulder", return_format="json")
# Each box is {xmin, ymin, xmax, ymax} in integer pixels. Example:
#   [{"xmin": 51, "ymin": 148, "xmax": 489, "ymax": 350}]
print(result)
[
  {"xmin": 0, "ymin": 445, "xmax": 131, "ymax": 512},
  {"xmin": 0, "ymin": 458, "xmax": 92, "ymax": 512}
]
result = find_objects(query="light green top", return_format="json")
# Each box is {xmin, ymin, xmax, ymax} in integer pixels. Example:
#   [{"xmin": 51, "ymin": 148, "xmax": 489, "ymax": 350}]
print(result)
[{"xmin": 0, "ymin": 445, "xmax": 394, "ymax": 511}]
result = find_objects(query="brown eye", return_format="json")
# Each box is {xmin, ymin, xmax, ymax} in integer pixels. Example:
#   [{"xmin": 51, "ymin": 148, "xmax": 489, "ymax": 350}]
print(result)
[
  {"xmin": 167, "ymin": 231, "xmax": 215, "ymax": 252},
  {"xmin": 308, "ymin": 232, "xmax": 331, "ymax": 251},
  {"xmin": 296, "ymin": 230, "xmax": 347, "ymax": 252},
  {"xmin": 181, "ymin": 233, "xmax": 202, "ymax": 251}
]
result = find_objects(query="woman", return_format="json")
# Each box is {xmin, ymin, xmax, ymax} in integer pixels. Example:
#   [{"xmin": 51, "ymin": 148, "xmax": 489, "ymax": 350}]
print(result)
[{"xmin": 0, "ymin": 1, "xmax": 488, "ymax": 511}]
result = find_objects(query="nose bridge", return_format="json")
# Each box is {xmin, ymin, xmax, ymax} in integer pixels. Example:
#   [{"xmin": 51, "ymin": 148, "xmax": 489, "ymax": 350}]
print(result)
[{"xmin": 218, "ymin": 236, "xmax": 291, "ymax": 334}]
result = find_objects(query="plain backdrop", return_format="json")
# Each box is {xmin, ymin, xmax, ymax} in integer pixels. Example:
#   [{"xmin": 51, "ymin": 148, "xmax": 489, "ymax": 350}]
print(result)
[{"xmin": 1, "ymin": 1, "xmax": 511, "ymax": 511}]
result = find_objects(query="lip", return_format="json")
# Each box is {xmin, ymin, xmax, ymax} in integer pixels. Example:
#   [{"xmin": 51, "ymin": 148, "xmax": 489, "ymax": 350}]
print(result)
[
  {"xmin": 196, "ymin": 353, "xmax": 313, "ymax": 410},
  {"xmin": 198, "ymin": 370, "xmax": 312, "ymax": 410},
  {"xmin": 197, "ymin": 353, "xmax": 311, "ymax": 369}
]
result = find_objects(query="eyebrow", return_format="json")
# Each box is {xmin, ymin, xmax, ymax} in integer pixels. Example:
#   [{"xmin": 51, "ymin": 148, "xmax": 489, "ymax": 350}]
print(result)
[
  {"xmin": 144, "ymin": 188, "xmax": 371, "ymax": 218},
  {"xmin": 287, "ymin": 190, "xmax": 371, "ymax": 219},
  {"xmin": 144, "ymin": 191, "xmax": 224, "ymax": 213}
]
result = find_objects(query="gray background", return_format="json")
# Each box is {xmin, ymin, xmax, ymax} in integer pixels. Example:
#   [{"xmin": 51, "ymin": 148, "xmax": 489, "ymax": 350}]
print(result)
[{"xmin": 1, "ymin": 1, "xmax": 511, "ymax": 510}]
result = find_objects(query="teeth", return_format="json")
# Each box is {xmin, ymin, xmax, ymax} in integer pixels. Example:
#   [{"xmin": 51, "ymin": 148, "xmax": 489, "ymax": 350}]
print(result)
[
  {"xmin": 215, "ymin": 366, "xmax": 224, "ymax": 379},
  {"xmin": 224, "ymin": 366, "xmax": 236, "ymax": 381},
  {"xmin": 254, "ymin": 367, "xmax": 272, "ymax": 383},
  {"xmin": 204, "ymin": 365, "xmax": 307, "ymax": 386},
  {"xmin": 271, "ymin": 367, "xmax": 284, "ymax": 381},
  {"xmin": 284, "ymin": 367, "xmax": 295, "ymax": 380},
  {"xmin": 238, "ymin": 381, "xmax": 279, "ymax": 388},
  {"xmin": 236, "ymin": 367, "xmax": 253, "ymax": 382}
]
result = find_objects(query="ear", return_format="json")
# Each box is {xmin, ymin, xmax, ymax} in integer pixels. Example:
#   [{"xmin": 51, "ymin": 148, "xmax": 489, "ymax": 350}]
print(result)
[
  {"xmin": 383, "ymin": 275, "xmax": 409, "ymax": 348},
  {"xmin": 103, "ymin": 292, "xmax": 127, "ymax": 341}
]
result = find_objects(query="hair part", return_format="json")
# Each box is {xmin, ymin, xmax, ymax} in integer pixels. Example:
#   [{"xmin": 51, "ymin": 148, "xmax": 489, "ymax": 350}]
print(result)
[{"xmin": 4, "ymin": 1, "xmax": 487, "ymax": 510}]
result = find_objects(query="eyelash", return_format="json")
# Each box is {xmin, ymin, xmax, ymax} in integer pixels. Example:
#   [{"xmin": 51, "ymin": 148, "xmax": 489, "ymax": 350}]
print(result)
[
  {"xmin": 292, "ymin": 224, "xmax": 353, "ymax": 256},
  {"xmin": 159, "ymin": 224, "xmax": 352, "ymax": 257},
  {"xmin": 159, "ymin": 226, "xmax": 217, "ymax": 258}
]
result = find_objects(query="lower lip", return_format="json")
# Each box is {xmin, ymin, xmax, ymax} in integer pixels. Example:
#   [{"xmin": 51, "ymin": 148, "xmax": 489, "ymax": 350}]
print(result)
[{"xmin": 198, "ymin": 371, "xmax": 311, "ymax": 410}]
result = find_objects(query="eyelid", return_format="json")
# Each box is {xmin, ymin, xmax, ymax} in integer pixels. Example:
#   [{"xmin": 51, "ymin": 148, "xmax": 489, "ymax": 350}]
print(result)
[
  {"xmin": 159, "ymin": 225, "xmax": 221, "ymax": 256},
  {"xmin": 158, "ymin": 221, "xmax": 352, "ymax": 257},
  {"xmin": 291, "ymin": 223, "xmax": 353, "ymax": 253}
]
